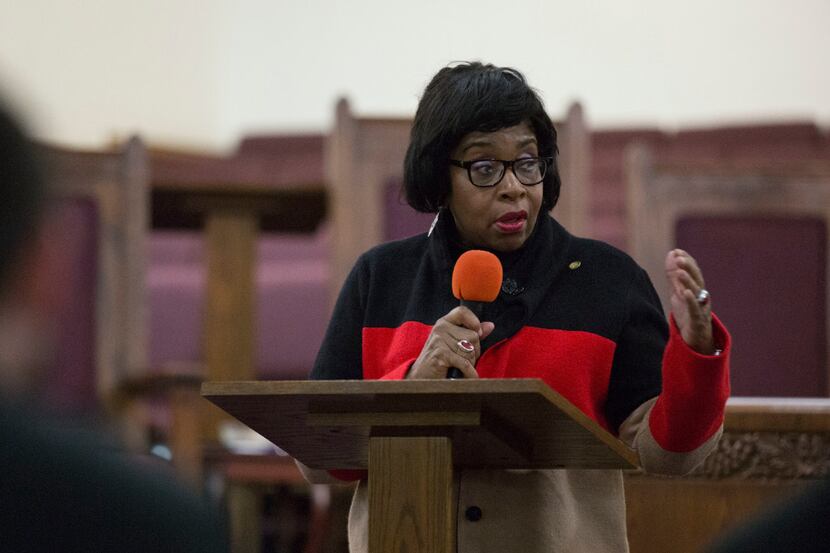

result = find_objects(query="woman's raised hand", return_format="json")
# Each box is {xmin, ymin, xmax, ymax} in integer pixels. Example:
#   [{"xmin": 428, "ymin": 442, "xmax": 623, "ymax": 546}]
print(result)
[
  {"xmin": 406, "ymin": 307, "xmax": 495, "ymax": 379},
  {"xmin": 665, "ymin": 249, "xmax": 715, "ymax": 355}
]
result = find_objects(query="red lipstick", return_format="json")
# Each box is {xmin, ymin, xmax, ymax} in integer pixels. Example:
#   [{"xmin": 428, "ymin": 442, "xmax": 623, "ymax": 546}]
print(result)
[{"xmin": 495, "ymin": 210, "xmax": 527, "ymax": 233}]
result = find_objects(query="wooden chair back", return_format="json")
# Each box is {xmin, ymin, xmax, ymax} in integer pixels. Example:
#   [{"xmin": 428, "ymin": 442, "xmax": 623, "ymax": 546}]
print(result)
[
  {"xmin": 626, "ymin": 146, "xmax": 830, "ymax": 396},
  {"xmin": 37, "ymin": 137, "xmax": 149, "ymax": 411}
]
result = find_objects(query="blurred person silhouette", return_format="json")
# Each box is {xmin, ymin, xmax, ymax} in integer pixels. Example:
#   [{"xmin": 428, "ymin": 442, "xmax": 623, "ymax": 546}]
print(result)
[
  {"xmin": 706, "ymin": 477, "xmax": 830, "ymax": 553},
  {"xmin": 0, "ymin": 97, "xmax": 228, "ymax": 553}
]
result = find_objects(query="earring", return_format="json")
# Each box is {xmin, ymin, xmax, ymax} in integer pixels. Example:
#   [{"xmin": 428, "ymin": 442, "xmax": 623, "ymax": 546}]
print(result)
[{"xmin": 427, "ymin": 210, "xmax": 440, "ymax": 237}]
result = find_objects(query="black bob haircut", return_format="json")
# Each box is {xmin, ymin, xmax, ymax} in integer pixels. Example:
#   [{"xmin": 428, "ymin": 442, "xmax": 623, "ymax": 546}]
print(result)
[{"xmin": 404, "ymin": 62, "xmax": 560, "ymax": 213}]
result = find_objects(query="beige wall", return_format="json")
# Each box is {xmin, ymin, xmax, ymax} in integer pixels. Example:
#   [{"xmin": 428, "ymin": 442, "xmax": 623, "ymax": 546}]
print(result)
[{"xmin": 1, "ymin": 0, "xmax": 828, "ymax": 151}]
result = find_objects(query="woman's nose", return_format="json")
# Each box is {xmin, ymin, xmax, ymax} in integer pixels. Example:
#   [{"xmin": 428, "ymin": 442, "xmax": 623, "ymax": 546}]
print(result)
[{"xmin": 499, "ymin": 167, "xmax": 526, "ymax": 198}]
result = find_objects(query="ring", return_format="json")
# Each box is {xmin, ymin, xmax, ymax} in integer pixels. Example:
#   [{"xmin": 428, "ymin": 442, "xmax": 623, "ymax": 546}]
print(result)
[
  {"xmin": 696, "ymin": 289, "xmax": 711, "ymax": 305},
  {"xmin": 456, "ymin": 339, "xmax": 475, "ymax": 354}
]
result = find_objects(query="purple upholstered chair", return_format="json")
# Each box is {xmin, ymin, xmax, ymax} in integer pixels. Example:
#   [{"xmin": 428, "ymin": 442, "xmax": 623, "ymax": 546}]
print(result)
[
  {"xmin": 626, "ymin": 145, "xmax": 830, "ymax": 397},
  {"xmin": 38, "ymin": 138, "xmax": 149, "ymax": 415}
]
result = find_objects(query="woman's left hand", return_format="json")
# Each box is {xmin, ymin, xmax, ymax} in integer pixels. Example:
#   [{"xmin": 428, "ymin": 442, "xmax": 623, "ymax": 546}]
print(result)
[{"xmin": 665, "ymin": 249, "xmax": 715, "ymax": 354}]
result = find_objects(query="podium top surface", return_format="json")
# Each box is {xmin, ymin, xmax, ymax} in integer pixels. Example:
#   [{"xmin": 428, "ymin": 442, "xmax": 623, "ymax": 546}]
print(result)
[{"xmin": 202, "ymin": 378, "xmax": 639, "ymax": 471}]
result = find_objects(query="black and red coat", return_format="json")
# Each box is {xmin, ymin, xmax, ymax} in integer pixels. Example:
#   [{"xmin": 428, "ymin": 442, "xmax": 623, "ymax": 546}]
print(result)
[{"xmin": 311, "ymin": 210, "xmax": 730, "ymax": 452}]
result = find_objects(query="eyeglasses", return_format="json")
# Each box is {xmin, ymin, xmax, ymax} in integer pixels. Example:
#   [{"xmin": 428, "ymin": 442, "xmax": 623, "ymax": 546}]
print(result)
[{"xmin": 449, "ymin": 157, "xmax": 552, "ymax": 188}]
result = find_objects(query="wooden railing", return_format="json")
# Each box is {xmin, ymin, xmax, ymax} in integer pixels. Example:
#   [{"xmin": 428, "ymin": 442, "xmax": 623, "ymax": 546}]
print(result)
[{"xmin": 625, "ymin": 397, "xmax": 830, "ymax": 553}]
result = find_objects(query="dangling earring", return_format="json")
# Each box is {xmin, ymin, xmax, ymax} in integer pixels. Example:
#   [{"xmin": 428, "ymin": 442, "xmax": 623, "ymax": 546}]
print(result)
[{"xmin": 427, "ymin": 210, "xmax": 440, "ymax": 237}]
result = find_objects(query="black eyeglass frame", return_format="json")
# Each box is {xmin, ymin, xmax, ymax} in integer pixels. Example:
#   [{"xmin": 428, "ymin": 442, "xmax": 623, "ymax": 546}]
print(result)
[{"xmin": 449, "ymin": 157, "xmax": 553, "ymax": 188}]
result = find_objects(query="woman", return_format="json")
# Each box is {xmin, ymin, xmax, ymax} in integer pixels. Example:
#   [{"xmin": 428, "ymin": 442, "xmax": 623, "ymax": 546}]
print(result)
[{"xmin": 304, "ymin": 62, "xmax": 731, "ymax": 553}]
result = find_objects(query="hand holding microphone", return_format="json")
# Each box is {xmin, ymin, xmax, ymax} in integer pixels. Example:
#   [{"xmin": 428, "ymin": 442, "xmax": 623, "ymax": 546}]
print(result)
[{"xmin": 406, "ymin": 250, "xmax": 501, "ymax": 380}]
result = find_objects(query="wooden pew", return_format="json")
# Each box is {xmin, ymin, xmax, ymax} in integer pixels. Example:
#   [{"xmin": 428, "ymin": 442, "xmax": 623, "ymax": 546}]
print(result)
[{"xmin": 589, "ymin": 122, "xmax": 830, "ymax": 251}]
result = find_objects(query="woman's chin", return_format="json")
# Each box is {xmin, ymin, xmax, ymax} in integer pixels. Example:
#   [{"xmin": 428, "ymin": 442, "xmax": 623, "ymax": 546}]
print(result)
[{"xmin": 485, "ymin": 232, "xmax": 530, "ymax": 252}]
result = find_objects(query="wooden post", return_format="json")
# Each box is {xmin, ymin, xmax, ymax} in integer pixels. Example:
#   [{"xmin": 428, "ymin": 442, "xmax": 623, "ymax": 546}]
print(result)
[
  {"xmin": 369, "ymin": 437, "xmax": 455, "ymax": 553},
  {"xmin": 227, "ymin": 482, "xmax": 262, "ymax": 553},
  {"xmin": 204, "ymin": 209, "xmax": 257, "ymax": 439}
]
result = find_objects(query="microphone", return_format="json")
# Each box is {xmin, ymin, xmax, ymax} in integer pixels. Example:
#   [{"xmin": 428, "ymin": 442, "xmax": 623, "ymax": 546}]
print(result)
[{"xmin": 447, "ymin": 250, "xmax": 503, "ymax": 378}]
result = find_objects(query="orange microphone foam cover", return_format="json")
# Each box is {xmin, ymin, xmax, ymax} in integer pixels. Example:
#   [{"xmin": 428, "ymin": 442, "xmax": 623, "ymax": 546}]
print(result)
[{"xmin": 452, "ymin": 250, "xmax": 503, "ymax": 303}]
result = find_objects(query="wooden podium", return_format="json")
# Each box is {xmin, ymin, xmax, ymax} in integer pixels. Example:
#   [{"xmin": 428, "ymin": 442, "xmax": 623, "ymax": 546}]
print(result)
[{"xmin": 202, "ymin": 378, "xmax": 639, "ymax": 553}]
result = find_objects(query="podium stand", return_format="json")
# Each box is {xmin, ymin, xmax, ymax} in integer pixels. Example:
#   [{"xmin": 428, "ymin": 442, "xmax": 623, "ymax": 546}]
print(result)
[{"xmin": 202, "ymin": 378, "xmax": 639, "ymax": 553}]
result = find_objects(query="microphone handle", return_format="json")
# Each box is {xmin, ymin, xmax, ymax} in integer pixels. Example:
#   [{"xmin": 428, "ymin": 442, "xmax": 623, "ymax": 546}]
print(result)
[
  {"xmin": 460, "ymin": 299, "xmax": 485, "ymax": 318},
  {"xmin": 447, "ymin": 300, "xmax": 485, "ymax": 379}
]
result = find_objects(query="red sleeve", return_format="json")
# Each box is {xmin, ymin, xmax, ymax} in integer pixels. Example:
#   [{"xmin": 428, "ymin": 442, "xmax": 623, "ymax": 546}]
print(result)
[
  {"xmin": 648, "ymin": 313, "xmax": 731, "ymax": 452},
  {"xmin": 378, "ymin": 359, "xmax": 415, "ymax": 380}
]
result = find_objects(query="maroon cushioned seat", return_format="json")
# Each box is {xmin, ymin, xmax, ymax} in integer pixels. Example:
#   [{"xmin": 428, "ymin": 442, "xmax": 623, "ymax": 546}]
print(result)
[
  {"xmin": 677, "ymin": 215, "xmax": 827, "ymax": 397},
  {"xmin": 42, "ymin": 199, "xmax": 99, "ymax": 413}
]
